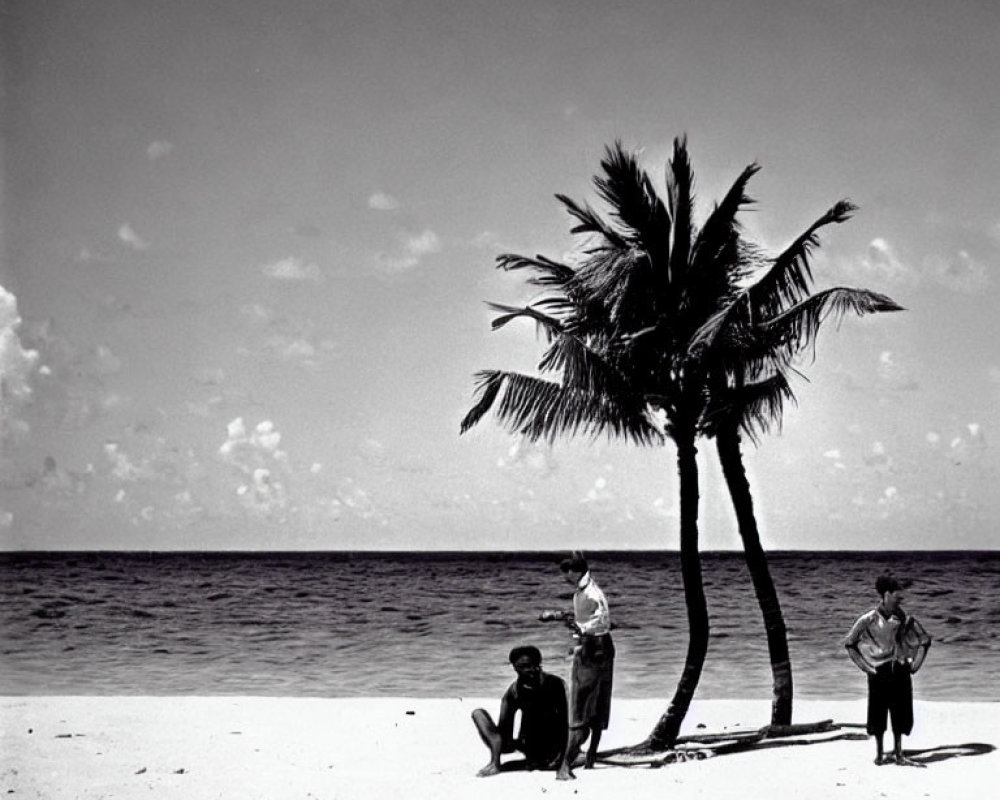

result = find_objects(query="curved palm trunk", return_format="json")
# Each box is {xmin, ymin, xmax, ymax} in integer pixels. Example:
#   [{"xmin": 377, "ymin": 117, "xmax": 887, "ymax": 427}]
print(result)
[
  {"xmin": 716, "ymin": 424, "xmax": 793, "ymax": 725},
  {"xmin": 645, "ymin": 435, "xmax": 709, "ymax": 749}
]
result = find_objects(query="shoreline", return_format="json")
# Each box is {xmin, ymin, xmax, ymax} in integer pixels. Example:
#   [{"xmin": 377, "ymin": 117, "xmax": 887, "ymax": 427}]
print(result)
[{"xmin": 3, "ymin": 697, "xmax": 997, "ymax": 799}]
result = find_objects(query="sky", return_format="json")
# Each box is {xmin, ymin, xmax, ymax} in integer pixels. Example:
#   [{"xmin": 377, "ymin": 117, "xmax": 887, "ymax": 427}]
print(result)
[{"xmin": 1, "ymin": 0, "xmax": 997, "ymax": 551}]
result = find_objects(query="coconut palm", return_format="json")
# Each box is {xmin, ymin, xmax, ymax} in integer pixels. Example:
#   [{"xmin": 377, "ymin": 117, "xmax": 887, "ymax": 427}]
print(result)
[
  {"xmin": 461, "ymin": 137, "xmax": 761, "ymax": 749},
  {"xmin": 691, "ymin": 203, "xmax": 904, "ymax": 725}
]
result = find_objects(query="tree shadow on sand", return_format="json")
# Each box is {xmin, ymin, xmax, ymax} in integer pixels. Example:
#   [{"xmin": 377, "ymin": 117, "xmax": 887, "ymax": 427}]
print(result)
[
  {"xmin": 903, "ymin": 743, "xmax": 995, "ymax": 765},
  {"xmin": 591, "ymin": 720, "xmax": 996, "ymax": 769}
]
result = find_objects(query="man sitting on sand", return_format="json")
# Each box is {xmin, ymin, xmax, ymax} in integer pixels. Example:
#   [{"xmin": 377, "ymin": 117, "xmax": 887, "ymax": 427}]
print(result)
[
  {"xmin": 471, "ymin": 645, "xmax": 568, "ymax": 777},
  {"xmin": 844, "ymin": 573, "xmax": 932, "ymax": 766}
]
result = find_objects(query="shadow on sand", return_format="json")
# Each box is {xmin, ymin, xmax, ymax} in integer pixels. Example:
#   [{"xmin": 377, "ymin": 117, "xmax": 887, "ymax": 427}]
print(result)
[
  {"xmin": 590, "ymin": 721, "xmax": 996, "ymax": 769},
  {"xmin": 904, "ymin": 743, "xmax": 995, "ymax": 765},
  {"xmin": 491, "ymin": 736, "xmax": 995, "ymax": 773}
]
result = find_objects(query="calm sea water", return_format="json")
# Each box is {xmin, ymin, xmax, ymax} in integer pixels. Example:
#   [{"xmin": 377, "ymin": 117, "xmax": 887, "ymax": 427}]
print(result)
[{"xmin": 1, "ymin": 551, "xmax": 997, "ymax": 701}]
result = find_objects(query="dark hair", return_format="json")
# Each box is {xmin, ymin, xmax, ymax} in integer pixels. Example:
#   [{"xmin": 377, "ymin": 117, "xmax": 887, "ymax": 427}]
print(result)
[
  {"xmin": 509, "ymin": 645, "xmax": 542, "ymax": 665},
  {"xmin": 875, "ymin": 573, "xmax": 902, "ymax": 595},
  {"xmin": 559, "ymin": 551, "xmax": 588, "ymax": 574}
]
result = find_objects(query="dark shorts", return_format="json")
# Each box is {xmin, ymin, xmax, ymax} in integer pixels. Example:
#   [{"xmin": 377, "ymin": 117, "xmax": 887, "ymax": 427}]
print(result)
[
  {"xmin": 867, "ymin": 661, "xmax": 913, "ymax": 736},
  {"xmin": 569, "ymin": 633, "xmax": 615, "ymax": 730},
  {"xmin": 511, "ymin": 739, "xmax": 561, "ymax": 768}
]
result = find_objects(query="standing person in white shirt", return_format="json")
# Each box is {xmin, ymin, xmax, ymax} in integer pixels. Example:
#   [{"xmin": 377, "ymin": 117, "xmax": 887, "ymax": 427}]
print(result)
[
  {"xmin": 555, "ymin": 552, "xmax": 615, "ymax": 781},
  {"xmin": 844, "ymin": 573, "xmax": 932, "ymax": 766}
]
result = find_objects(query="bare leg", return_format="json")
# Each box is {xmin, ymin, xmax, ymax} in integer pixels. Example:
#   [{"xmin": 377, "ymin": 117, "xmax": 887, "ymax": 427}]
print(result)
[
  {"xmin": 557, "ymin": 728, "xmax": 589, "ymax": 781},
  {"xmin": 584, "ymin": 727, "xmax": 602, "ymax": 769},
  {"xmin": 873, "ymin": 732, "xmax": 888, "ymax": 765},
  {"xmin": 472, "ymin": 709, "xmax": 503, "ymax": 777},
  {"xmin": 893, "ymin": 733, "xmax": 922, "ymax": 766}
]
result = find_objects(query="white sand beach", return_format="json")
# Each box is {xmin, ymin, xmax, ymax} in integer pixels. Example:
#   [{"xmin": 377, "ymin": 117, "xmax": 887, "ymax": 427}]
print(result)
[{"xmin": 2, "ymin": 696, "xmax": 996, "ymax": 799}]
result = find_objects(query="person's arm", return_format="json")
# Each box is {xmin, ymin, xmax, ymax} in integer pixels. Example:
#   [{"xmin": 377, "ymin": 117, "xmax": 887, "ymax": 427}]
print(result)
[
  {"xmin": 908, "ymin": 617, "xmax": 932, "ymax": 674},
  {"xmin": 574, "ymin": 591, "xmax": 607, "ymax": 635},
  {"xmin": 845, "ymin": 642, "xmax": 877, "ymax": 675},
  {"xmin": 844, "ymin": 613, "xmax": 876, "ymax": 675}
]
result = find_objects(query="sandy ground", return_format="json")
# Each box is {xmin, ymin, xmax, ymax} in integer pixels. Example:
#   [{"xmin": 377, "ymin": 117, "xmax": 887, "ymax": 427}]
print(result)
[{"xmin": 2, "ymin": 696, "xmax": 996, "ymax": 799}]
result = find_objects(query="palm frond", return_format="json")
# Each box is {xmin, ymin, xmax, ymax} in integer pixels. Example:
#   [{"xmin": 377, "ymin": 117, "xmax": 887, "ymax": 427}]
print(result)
[
  {"xmin": 495, "ymin": 253, "xmax": 576, "ymax": 287},
  {"xmin": 736, "ymin": 372, "xmax": 797, "ymax": 443},
  {"xmin": 461, "ymin": 369, "xmax": 662, "ymax": 445},
  {"xmin": 746, "ymin": 200, "xmax": 858, "ymax": 316},
  {"xmin": 537, "ymin": 332, "xmax": 636, "ymax": 400},
  {"xmin": 757, "ymin": 287, "xmax": 904, "ymax": 363},
  {"xmin": 693, "ymin": 162, "xmax": 759, "ymax": 263},
  {"xmin": 666, "ymin": 136, "xmax": 694, "ymax": 282},
  {"xmin": 486, "ymin": 302, "xmax": 565, "ymax": 341},
  {"xmin": 555, "ymin": 194, "xmax": 628, "ymax": 249},
  {"xmin": 705, "ymin": 372, "xmax": 797, "ymax": 443},
  {"xmin": 570, "ymin": 246, "xmax": 653, "ymax": 329},
  {"xmin": 594, "ymin": 140, "xmax": 672, "ymax": 260},
  {"xmin": 460, "ymin": 370, "xmax": 507, "ymax": 434},
  {"xmin": 687, "ymin": 295, "xmax": 749, "ymax": 357}
]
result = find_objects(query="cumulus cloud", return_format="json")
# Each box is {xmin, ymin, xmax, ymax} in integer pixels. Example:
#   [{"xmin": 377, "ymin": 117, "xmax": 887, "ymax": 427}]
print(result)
[
  {"xmin": 877, "ymin": 350, "xmax": 919, "ymax": 391},
  {"xmin": 146, "ymin": 140, "xmax": 174, "ymax": 160},
  {"xmin": 946, "ymin": 423, "xmax": 987, "ymax": 467},
  {"xmin": 376, "ymin": 229, "xmax": 442, "ymax": 273},
  {"xmin": 404, "ymin": 230, "xmax": 441, "ymax": 256},
  {"xmin": 863, "ymin": 441, "xmax": 893, "ymax": 474},
  {"xmin": 16, "ymin": 319, "xmax": 132, "ymax": 432},
  {"xmin": 240, "ymin": 303, "xmax": 274, "ymax": 323},
  {"xmin": 368, "ymin": 192, "xmax": 400, "ymax": 211},
  {"xmin": 218, "ymin": 417, "xmax": 290, "ymax": 517},
  {"xmin": 859, "ymin": 238, "xmax": 913, "ymax": 283},
  {"xmin": 76, "ymin": 247, "xmax": 116, "ymax": 264},
  {"xmin": 924, "ymin": 250, "xmax": 988, "ymax": 293},
  {"xmin": 496, "ymin": 439, "xmax": 557, "ymax": 475},
  {"xmin": 0, "ymin": 285, "xmax": 40, "ymax": 453},
  {"xmin": 581, "ymin": 472, "xmax": 615, "ymax": 505},
  {"xmin": 118, "ymin": 223, "xmax": 149, "ymax": 251},
  {"xmin": 261, "ymin": 256, "xmax": 323, "ymax": 282}
]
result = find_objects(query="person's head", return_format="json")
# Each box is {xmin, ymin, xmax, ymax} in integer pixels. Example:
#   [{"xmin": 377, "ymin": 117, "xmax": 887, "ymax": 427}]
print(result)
[
  {"xmin": 875, "ymin": 573, "xmax": 908, "ymax": 611},
  {"xmin": 559, "ymin": 552, "xmax": 588, "ymax": 585},
  {"xmin": 508, "ymin": 645, "xmax": 543, "ymax": 687}
]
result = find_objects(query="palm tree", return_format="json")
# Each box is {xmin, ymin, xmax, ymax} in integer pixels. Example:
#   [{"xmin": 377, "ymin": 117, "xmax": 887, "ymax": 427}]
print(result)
[
  {"xmin": 461, "ymin": 137, "xmax": 761, "ymax": 749},
  {"xmin": 693, "ymin": 205, "xmax": 904, "ymax": 726}
]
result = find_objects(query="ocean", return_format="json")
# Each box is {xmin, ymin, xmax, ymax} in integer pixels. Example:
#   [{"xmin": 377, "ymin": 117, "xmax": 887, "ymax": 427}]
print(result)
[{"xmin": 1, "ymin": 551, "xmax": 997, "ymax": 701}]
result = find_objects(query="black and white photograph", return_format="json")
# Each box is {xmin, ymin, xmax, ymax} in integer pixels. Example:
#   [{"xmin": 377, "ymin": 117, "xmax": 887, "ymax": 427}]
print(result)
[{"xmin": 1, "ymin": 1, "xmax": 997, "ymax": 797}]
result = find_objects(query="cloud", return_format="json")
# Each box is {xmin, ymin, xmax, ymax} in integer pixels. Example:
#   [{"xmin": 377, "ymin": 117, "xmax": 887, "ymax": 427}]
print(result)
[
  {"xmin": 0, "ymin": 285, "xmax": 39, "ymax": 454},
  {"xmin": 118, "ymin": 223, "xmax": 149, "ymax": 251},
  {"xmin": 76, "ymin": 247, "xmax": 116, "ymax": 264},
  {"xmin": 368, "ymin": 192, "xmax": 400, "ymax": 211},
  {"xmin": 218, "ymin": 417, "xmax": 290, "ymax": 518},
  {"xmin": 858, "ymin": 238, "xmax": 913, "ymax": 283},
  {"xmin": 261, "ymin": 256, "xmax": 323, "ymax": 282},
  {"xmin": 375, "ymin": 229, "xmax": 442, "ymax": 273},
  {"xmin": 496, "ymin": 439, "xmax": 557, "ymax": 475},
  {"xmin": 241, "ymin": 303, "xmax": 274, "ymax": 323},
  {"xmin": 876, "ymin": 350, "xmax": 919, "ymax": 391},
  {"xmin": 146, "ymin": 140, "xmax": 174, "ymax": 160},
  {"xmin": 863, "ymin": 440, "xmax": 893, "ymax": 474},
  {"xmin": 923, "ymin": 250, "xmax": 988, "ymax": 293},
  {"xmin": 404, "ymin": 230, "xmax": 441, "ymax": 256}
]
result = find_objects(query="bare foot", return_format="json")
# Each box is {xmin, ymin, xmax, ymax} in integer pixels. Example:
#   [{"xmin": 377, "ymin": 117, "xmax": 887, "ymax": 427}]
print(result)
[
  {"xmin": 556, "ymin": 767, "xmax": 576, "ymax": 781},
  {"xmin": 874, "ymin": 754, "xmax": 892, "ymax": 765},
  {"xmin": 584, "ymin": 754, "xmax": 596, "ymax": 769},
  {"xmin": 477, "ymin": 763, "xmax": 500, "ymax": 777},
  {"xmin": 895, "ymin": 754, "xmax": 925, "ymax": 767}
]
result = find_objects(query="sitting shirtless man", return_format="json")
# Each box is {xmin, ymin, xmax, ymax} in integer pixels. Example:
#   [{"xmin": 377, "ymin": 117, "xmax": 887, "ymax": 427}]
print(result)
[{"xmin": 471, "ymin": 645, "xmax": 568, "ymax": 776}]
